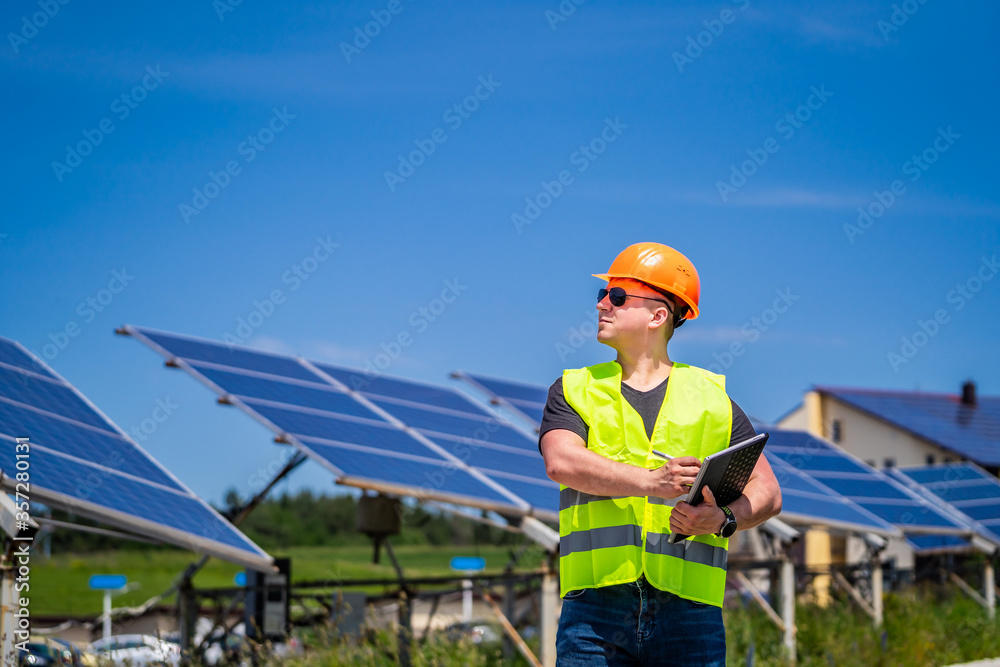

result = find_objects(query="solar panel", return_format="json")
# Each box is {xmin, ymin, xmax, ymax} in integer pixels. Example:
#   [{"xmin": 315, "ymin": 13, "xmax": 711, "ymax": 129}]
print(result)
[
  {"xmin": 0, "ymin": 364, "xmax": 112, "ymax": 431},
  {"xmin": 0, "ymin": 338, "xmax": 56, "ymax": 379},
  {"xmin": 295, "ymin": 439, "xmax": 517, "ymax": 506},
  {"xmin": 455, "ymin": 372, "xmax": 548, "ymax": 429},
  {"xmin": 192, "ymin": 364, "xmax": 382, "ymax": 417},
  {"xmin": 140, "ymin": 330, "xmax": 320, "ymax": 383},
  {"xmin": 122, "ymin": 327, "xmax": 548, "ymax": 520},
  {"xmin": 891, "ymin": 463, "xmax": 1000, "ymax": 547},
  {"xmin": 906, "ymin": 534, "xmax": 971, "ymax": 553},
  {"xmin": 319, "ymin": 364, "xmax": 483, "ymax": 414},
  {"xmin": 0, "ymin": 337, "xmax": 272, "ymax": 571},
  {"xmin": 0, "ymin": 400, "xmax": 180, "ymax": 489},
  {"xmin": 367, "ymin": 399, "xmax": 538, "ymax": 452},
  {"xmin": 765, "ymin": 431, "xmax": 983, "ymax": 539},
  {"xmin": 767, "ymin": 454, "xmax": 898, "ymax": 535}
]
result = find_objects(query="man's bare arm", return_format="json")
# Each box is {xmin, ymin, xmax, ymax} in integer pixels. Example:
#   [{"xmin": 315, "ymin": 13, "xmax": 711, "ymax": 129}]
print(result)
[{"xmin": 540, "ymin": 428, "xmax": 700, "ymax": 500}]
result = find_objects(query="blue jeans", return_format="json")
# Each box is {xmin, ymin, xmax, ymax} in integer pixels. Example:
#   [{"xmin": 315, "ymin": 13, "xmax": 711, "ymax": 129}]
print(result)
[{"xmin": 556, "ymin": 576, "xmax": 725, "ymax": 666}]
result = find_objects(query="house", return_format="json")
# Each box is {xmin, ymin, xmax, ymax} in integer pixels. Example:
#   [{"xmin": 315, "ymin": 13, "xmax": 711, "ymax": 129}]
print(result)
[{"xmin": 777, "ymin": 381, "xmax": 1000, "ymax": 476}]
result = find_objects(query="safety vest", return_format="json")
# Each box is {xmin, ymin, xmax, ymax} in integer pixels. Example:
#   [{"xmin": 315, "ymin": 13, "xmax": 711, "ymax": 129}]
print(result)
[{"xmin": 559, "ymin": 361, "xmax": 733, "ymax": 606}]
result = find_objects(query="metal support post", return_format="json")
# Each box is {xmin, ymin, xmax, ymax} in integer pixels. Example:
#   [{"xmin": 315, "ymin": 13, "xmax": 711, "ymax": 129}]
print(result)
[
  {"xmin": 397, "ymin": 589, "xmax": 412, "ymax": 667},
  {"xmin": 503, "ymin": 575, "xmax": 516, "ymax": 661},
  {"xmin": 178, "ymin": 576, "xmax": 197, "ymax": 665}
]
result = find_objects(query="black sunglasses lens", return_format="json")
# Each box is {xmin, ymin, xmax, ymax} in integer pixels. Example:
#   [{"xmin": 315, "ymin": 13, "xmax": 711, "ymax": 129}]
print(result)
[{"xmin": 598, "ymin": 287, "xmax": 628, "ymax": 307}]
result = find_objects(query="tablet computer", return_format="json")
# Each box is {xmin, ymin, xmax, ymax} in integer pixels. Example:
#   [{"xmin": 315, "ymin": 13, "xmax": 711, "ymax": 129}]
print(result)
[{"xmin": 665, "ymin": 432, "xmax": 769, "ymax": 544}]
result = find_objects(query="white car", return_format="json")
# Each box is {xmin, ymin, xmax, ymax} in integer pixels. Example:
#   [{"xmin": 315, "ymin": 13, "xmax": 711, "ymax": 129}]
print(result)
[{"xmin": 90, "ymin": 634, "xmax": 181, "ymax": 666}]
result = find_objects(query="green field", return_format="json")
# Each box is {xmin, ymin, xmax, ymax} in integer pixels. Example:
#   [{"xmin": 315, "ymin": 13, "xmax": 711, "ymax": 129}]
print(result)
[{"xmin": 30, "ymin": 544, "xmax": 532, "ymax": 617}]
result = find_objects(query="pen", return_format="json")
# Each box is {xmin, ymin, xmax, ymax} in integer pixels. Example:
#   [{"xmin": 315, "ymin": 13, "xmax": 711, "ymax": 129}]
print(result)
[{"xmin": 651, "ymin": 449, "xmax": 672, "ymax": 460}]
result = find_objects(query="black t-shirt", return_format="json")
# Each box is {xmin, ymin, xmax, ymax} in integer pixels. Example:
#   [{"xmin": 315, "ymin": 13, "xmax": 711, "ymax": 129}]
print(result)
[{"xmin": 538, "ymin": 375, "xmax": 756, "ymax": 452}]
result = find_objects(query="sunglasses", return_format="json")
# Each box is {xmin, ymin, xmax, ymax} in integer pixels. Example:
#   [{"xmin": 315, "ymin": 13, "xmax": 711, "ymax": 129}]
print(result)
[{"xmin": 598, "ymin": 287, "xmax": 674, "ymax": 311}]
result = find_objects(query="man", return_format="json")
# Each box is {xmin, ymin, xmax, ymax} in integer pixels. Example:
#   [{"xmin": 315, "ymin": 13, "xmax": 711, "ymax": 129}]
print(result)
[{"xmin": 539, "ymin": 242, "xmax": 782, "ymax": 666}]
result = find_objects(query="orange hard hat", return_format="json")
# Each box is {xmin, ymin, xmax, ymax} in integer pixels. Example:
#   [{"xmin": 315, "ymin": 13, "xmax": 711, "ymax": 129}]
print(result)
[{"xmin": 593, "ymin": 242, "xmax": 701, "ymax": 320}]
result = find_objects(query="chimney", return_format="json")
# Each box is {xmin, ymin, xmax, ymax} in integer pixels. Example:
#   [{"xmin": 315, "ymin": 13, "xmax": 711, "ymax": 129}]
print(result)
[{"xmin": 961, "ymin": 380, "xmax": 976, "ymax": 406}]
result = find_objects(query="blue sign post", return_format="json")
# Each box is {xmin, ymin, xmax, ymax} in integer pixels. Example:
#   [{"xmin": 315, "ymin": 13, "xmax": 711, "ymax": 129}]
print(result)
[
  {"xmin": 450, "ymin": 557, "xmax": 486, "ymax": 622},
  {"xmin": 89, "ymin": 575, "xmax": 127, "ymax": 640}
]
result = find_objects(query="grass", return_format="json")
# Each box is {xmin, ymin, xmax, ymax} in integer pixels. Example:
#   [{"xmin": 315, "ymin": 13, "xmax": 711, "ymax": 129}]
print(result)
[{"xmin": 725, "ymin": 585, "xmax": 1000, "ymax": 666}]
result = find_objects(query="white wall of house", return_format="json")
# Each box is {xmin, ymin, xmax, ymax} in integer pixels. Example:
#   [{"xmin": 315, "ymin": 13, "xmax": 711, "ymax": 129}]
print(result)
[
  {"xmin": 778, "ymin": 403, "xmax": 808, "ymax": 431},
  {"xmin": 777, "ymin": 392, "xmax": 959, "ymax": 470}
]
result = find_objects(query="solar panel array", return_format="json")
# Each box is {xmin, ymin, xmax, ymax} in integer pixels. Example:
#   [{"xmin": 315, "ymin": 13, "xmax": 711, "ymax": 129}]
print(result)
[
  {"xmin": 766, "ymin": 454, "xmax": 898, "ymax": 536},
  {"xmin": 764, "ymin": 430, "xmax": 998, "ymax": 552},
  {"xmin": 124, "ymin": 327, "xmax": 559, "ymax": 521},
  {"xmin": 891, "ymin": 463, "xmax": 1000, "ymax": 548},
  {"xmin": 0, "ymin": 337, "xmax": 272, "ymax": 570},
  {"xmin": 460, "ymin": 374, "xmax": 903, "ymax": 537}
]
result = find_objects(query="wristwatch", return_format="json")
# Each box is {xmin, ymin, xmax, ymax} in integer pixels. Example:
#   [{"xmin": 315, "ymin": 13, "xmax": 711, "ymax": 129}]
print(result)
[{"xmin": 716, "ymin": 506, "xmax": 737, "ymax": 538}]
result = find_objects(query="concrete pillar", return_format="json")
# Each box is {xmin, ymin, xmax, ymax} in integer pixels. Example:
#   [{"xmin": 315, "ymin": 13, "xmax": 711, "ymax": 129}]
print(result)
[
  {"xmin": 781, "ymin": 557, "xmax": 796, "ymax": 663},
  {"xmin": 985, "ymin": 559, "xmax": 996, "ymax": 621},
  {"xmin": 872, "ymin": 557, "xmax": 884, "ymax": 628},
  {"xmin": 806, "ymin": 527, "xmax": 831, "ymax": 607},
  {"xmin": 0, "ymin": 569, "xmax": 15, "ymax": 667},
  {"xmin": 540, "ymin": 568, "xmax": 557, "ymax": 667}
]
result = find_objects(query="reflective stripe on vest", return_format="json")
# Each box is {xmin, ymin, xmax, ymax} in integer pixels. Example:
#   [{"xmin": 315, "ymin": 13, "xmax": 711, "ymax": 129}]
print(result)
[{"xmin": 559, "ymin": 362, "xmax": 733, "ymax": 606}]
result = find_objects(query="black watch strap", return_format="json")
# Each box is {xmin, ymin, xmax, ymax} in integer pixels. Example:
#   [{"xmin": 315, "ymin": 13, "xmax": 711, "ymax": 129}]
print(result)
[{"xmin": 717, "ymin": 506, "xmax": 737, "ymax": 538}]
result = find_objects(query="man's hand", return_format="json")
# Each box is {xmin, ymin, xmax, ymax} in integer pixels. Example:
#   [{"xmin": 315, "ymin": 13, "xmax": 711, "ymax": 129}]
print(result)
[
  {"xmin": 648, "ymin": 456, "xmax": 701, "ymax": 499},
  {"xmin": 670, "ymin": 486, "xmax": 726, "ymax": 536}
]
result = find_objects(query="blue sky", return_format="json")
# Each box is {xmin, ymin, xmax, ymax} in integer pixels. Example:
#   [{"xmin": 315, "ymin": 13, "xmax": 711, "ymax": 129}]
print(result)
[{"xmin": 3, "ymin": 0, "xmax": 998, "ymax": 506}]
